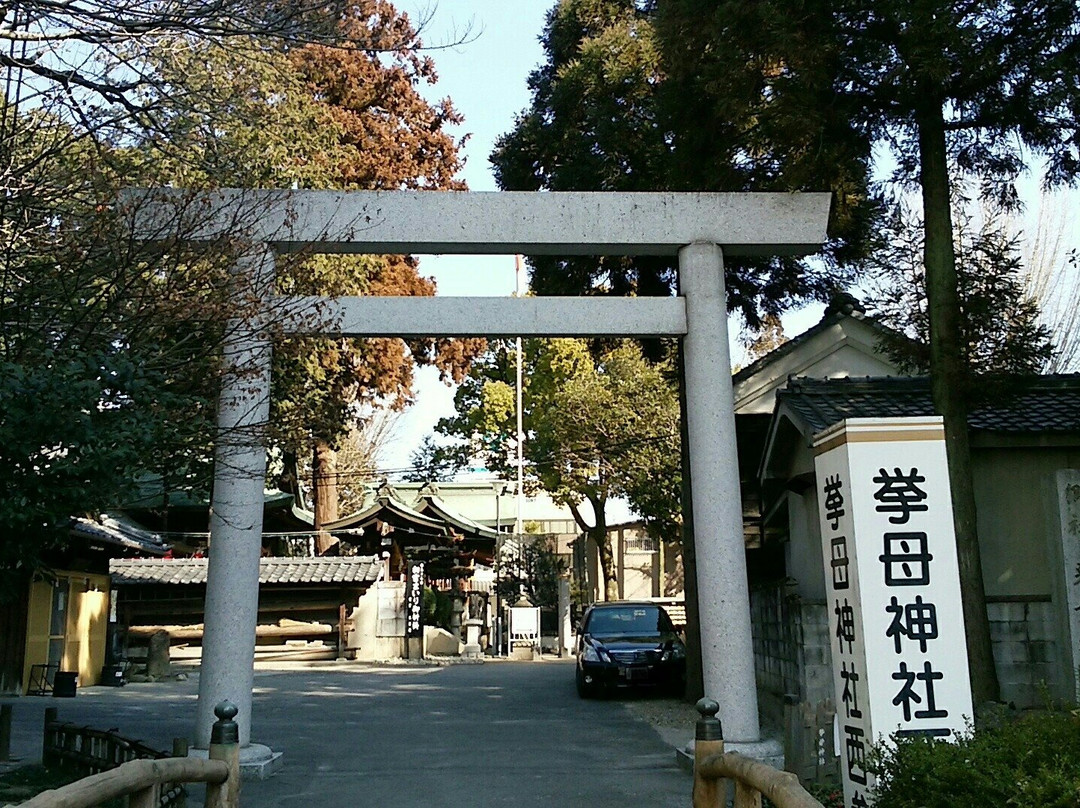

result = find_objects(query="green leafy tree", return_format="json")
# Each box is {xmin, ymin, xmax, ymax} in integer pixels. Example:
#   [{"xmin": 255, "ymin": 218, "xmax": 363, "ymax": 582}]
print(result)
[
  {"xmin": 495, "ymin": 536, "xmax": 569, "ymax": 612},
  {"xmin": 0, "ymin": 0, "xmax": 479, "ymax": 578},
  {"xmin": 491, "ymin": 0, "xmax": 874, "ymax": 324},
  {"xmin": 0, "ymin": 119, "xmax": 227, "ymax": 585},
  {"xmin": 423, "ymin": 338, "xmax": 680, "ymax": 601},
  {"xmin": 540, "ymin": 0, "xmax": 1080, "ymax": 708}
]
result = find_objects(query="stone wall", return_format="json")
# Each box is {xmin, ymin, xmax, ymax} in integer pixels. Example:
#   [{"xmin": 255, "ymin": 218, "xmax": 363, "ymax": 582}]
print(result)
[
  {"xmin": 752, "ymin": 587, "xmax": 1064, "ymax": 724},
  {"xmin": 988, "ymin": 599, "xmax": 1062, "ymax": 707},
  {"xmin": 749, "ymin": 583, "xmax": 832, "ymax": 729},
  {"xmin": 751, "ymin": 582, "xmax": 837, "ymax": 782}
]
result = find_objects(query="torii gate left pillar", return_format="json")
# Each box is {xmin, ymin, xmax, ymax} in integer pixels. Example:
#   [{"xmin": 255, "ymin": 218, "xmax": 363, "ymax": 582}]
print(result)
[{"xmin": 126, "ymin": 189, "xmax": 830, "ymax": 763}]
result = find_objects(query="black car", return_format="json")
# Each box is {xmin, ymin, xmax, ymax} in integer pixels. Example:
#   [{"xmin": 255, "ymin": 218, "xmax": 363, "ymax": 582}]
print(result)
[{"xmin": 575, "ymin": 602, "xmax": 686, "ymax": 698}]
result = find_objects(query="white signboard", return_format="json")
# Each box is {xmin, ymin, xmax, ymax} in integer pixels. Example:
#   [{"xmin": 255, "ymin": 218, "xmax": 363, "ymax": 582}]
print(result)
[{"xmin": 813, "ymin": 417, "xmax": 973, "ymax": 808}]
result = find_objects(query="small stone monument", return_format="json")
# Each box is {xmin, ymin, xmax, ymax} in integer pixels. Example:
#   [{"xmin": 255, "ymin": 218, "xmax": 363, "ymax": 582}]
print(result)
[
  {"xmin": 462, "ymin": 619, "xmax": 484, "ymax": 659},
  {"xmin": 147, "ymin": 629, "xmax": 171, "ymax": 678},
  {"xmin": 509, "ymin": 596, "xmax": 540, "ymax": 661}
]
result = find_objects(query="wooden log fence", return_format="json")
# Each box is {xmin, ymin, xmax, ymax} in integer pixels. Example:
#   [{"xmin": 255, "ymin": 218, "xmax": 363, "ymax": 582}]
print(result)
[
  {"xmin": 692, "ymin": 699, "xmax": 824, "ymax": 808},
  {"xmin": 24, "ymin": 702, "xmax": 241, "ymax": 808},
  {"xmin": 43, "ymin": 707, "xmax": 175, "ymax": 775},
  {"xmin": 126, "ymin": 621, "xmax": 335, "ymax": 641}
]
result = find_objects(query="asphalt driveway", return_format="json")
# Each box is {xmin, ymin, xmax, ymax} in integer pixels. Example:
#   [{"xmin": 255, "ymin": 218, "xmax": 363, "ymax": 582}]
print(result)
[{"xmin": 2, "ymin": 659, "xmax": 691, "ymax": 808}]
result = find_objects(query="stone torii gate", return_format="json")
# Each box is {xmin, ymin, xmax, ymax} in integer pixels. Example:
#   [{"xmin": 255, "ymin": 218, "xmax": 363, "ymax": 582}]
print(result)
[{"xmin": 126, "ymin": 189, "xmax": 829, "ymax": 765}]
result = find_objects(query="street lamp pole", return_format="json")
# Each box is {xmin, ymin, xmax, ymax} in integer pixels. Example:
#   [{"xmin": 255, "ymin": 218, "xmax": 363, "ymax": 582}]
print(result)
[
  {"xmin": 514, "ymin": 255, "xmax": 525, "ymax": 541},
  {"xmin": 493, "ymin": 482, "xmax": 505, "ymax": 657}
]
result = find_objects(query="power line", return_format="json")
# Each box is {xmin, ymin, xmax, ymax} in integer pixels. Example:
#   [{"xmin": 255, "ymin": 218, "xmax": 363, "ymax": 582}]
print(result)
[{"xmin": 304, "ymin": 429, "xmax": 681, "ymax": 483}]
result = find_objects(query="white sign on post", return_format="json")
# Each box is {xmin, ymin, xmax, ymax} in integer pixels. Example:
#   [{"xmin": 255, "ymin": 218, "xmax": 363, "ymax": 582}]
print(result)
[{"xmin": 813, "ymin": 417, "xmax": 973, "ymax": 808}]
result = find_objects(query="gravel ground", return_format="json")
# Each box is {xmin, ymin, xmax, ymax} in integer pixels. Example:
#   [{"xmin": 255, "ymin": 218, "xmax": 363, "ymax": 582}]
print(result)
[{"xmin": 621, "ymin": 694, "xmax": 701, "ymax": 751}]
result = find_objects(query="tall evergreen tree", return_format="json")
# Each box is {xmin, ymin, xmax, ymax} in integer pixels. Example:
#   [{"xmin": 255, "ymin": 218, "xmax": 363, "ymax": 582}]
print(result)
[
  {"xmin": 866, "ymin": 200, "xmax": 1055, "ymax": 377},
  {"xmin": 653, "ymin": 0, "xmax": 1080, "ymax": 704},
  {"xmin": 491, "ymin": 0, "xmax": 875, "ymax": 324}
]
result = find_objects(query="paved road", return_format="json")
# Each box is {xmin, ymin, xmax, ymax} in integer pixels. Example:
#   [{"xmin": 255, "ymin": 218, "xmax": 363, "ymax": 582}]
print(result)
[{"xmin": 3, "ymin": 660, "xmax": 691, "ymax": 808}]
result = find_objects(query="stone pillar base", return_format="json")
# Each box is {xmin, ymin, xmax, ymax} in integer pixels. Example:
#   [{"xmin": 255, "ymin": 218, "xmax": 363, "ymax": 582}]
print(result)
[
  {"xmin": 190, "ymin": 743, "xmax": 284, "ymax": 780},
  {"xmin": 509, "ymin": 645, "xmax": 537, "ymax": 661},
  {"xmin": 675, "ymin": 736, "xmax": 784, "ymax": 773}
]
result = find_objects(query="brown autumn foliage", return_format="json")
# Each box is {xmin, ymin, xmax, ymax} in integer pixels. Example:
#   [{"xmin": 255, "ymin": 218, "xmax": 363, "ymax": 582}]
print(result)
[
  {"xmin": 270, "ymin": 1, "xmax": 484, "ymax": 527},
  {"xmin": 290, "ymin": 0, "xmax": 467, "ymax": 193}
]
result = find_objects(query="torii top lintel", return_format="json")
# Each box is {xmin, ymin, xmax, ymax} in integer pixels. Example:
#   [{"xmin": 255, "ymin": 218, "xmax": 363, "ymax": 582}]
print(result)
[{"xmin": 122, "ymin": 189, "xmax": 831, "ymax": 257}]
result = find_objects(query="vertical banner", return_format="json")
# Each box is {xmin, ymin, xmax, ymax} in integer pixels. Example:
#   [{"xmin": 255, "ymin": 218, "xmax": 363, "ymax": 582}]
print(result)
[
  {"xmin": 405, "ymin": 561, "xmax": 425, "ymax": 639},
  {"xmin": 813, "ymin": 417, "xmax": 973, "ymax": 808}
]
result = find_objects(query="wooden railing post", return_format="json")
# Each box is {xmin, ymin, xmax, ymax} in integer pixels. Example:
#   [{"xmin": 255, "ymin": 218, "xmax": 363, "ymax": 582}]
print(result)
[
  {"xmin": 172, "ymin": 738, "xmax": 190, "ymax": 808},
  {"xmin": 205, "ymin": 702, "xmax": 240, "ymax": 808},
  {"xmin": 0, "ymin": 703, "xmax": 12, "ymax": 761},
  {"xmin": 128, "ymin": 781, "xmax": 160, "ymax": 808},
  {"xmin": 734, "ymin": 780, "xmax": 763, "ymax": 808},
  {"xmin": 42, "ymin": 707, "xmax": 58, "ymax": 768},
  {"xmin": 693, "ymin": 698, "xmax": 725, "ymax": 808}
]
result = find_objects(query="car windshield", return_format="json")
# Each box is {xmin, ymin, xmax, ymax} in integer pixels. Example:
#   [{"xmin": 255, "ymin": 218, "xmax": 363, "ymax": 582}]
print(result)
[{"xmin": 586, "ymin": 606, "xmax": 672, "ymax": 637}]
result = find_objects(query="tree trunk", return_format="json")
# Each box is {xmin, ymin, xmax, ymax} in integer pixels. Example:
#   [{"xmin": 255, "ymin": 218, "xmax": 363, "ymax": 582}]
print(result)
[
  {"xmin": 0, "ymin": 577, "xmax": 29, "ymax": 694},
  {"xmin": 312, "ymin": 440, "xmax": 339, "ymax": 555},
  {"xmin": 677, "ymin": 342, "xmax": 704, "ymax": 702},
  {"xmin": 588, "ymin": 494, "xmax": 619, "ymax": 602},
  {"xmin": 276, "ymin": 449, "xmax": 303, "ymax": 506},
  {"xmin": 916, "ymin": 96, "xmax": 1001, "ymax": 705}
]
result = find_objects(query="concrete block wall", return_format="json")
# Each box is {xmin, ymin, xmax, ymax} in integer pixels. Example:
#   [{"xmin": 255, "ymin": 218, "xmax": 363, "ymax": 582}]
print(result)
[
  {"xmin": 751, "ymin": 586, "xmax": 1065, "ymax": 741},
  {"xmin": 988, "ymin": 599, "xmax": 1063, "ymax": 707},
  {"xmin": 760, "ymin": 595, "xmax": 1064, "ymax": 713},
  {"xmin": 750, "ymin": 583, "xmax": 798, "ymax": 716},
  {"xmin": 798, "ymin": 603, "xmax": 833, "ymax": 708},
  {"xmin": 750, "ymin": 584, "xmax": 833, "ymax": 730}
]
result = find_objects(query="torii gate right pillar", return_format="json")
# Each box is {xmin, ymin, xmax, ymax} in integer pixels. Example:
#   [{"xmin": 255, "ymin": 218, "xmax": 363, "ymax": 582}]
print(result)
[{"xmin": 680, "ymin": 241, "xmax": 761, "ymax": 745}]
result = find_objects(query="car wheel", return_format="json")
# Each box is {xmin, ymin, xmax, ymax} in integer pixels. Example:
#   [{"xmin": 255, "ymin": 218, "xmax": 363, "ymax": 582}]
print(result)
[
  {"xmin": 666, "ymin": 678, "xmax": 686, "ymax": 699},
  {"xmin": 576, "ymin": 667, "xmax": 596, "ymax": 699}
]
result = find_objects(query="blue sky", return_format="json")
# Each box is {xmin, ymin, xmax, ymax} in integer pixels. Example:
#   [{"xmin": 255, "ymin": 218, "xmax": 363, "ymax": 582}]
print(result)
[
  {"xmin": 378, "ymin": 0, "xmax": 824, "ymax": 474},
  {"xmin": 378, "ymin": 0, "xmax": 1078, "ymax": 475},
  {"xmin": 378, "ymin": 0, "xmax": 557, "ymax": 473}
]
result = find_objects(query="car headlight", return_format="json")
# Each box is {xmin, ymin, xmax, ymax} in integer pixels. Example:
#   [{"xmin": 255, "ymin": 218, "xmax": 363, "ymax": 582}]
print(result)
[
  {"xmin": 661, "ymin": 644, "xmax": 686, "ymax": 662},
  {"xmin": 582, "ymin": 641, "xmax": 609, "ymax": 662}
]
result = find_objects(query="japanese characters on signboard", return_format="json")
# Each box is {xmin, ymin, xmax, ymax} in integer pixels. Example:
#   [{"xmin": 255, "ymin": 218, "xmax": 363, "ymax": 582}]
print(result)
[
  {"xmin": 813, "ymin": 417, "xmax": 973, "ymax": 808},
  {"xmin": 405, "ymin": 561, "xmax": 425, "ymax": 639}
]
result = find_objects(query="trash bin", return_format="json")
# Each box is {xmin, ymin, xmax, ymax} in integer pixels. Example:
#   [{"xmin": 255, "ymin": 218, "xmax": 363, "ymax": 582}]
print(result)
[
  {"xmin": 100, "ymin": 664, "xmax": 125, "ymax": 687},
  {"xmin": 52, "ymin": 671, "xmax": 77, "ymax": 697}
]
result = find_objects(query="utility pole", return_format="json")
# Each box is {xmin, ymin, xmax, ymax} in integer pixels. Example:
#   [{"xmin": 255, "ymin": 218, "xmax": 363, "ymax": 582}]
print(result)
[{"xmin": 514, "ymin": 255, "xmax": 525, "ymax": 539}]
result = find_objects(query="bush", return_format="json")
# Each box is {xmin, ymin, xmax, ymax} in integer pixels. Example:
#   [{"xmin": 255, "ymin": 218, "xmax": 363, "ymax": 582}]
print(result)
[
  {"xmin": 870, "ymin": 710, "xmax": 1080, "ymax": 808},
  {"xmin": 422, "ymin": 587, "xmax": 453, "ymax": 632},
  {"xmin": 804, "ymin": 782, "xmax": 844, "ymax": 808}
]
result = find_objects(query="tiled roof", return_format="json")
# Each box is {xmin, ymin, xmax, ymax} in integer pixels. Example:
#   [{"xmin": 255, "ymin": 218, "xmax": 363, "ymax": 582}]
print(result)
[
  {"xmin": 72, "ymin": 514, "xmax": 169, "ymax": 556},
  {"xmin": 415, "ymin": 495, "xmax": 499, "ymax": 541},
  {"xmin": 778, "ymin": 375, "xmax": 1080, "ymax": 435},
  {"xmin": 732, "ymin": 303, "xmax": 908, "ymax": 384},
  {"xmin": 324, "ymin": 486, "xmax": 447, "ymax": 536},
  {"xmin": 111, "ymin": 556, "xmax": 380, "ymax": 586}
]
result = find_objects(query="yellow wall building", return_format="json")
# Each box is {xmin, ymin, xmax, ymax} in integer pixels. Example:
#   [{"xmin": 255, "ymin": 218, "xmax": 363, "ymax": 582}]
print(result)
[{"xmin": 22, "ymin": 571, "xmax": 110, "ymax": 692}]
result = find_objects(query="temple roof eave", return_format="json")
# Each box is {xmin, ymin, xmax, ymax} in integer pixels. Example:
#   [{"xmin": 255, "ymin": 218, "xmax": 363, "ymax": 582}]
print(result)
[{"xmin": 415, "ymin": 495, "xmax": 500, "ymax": 541}]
